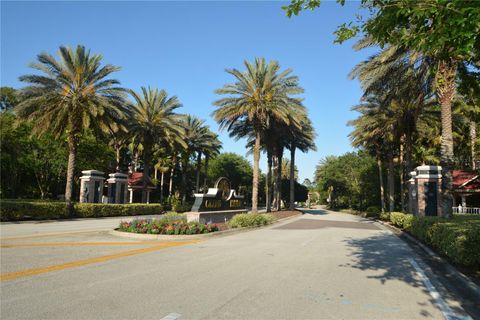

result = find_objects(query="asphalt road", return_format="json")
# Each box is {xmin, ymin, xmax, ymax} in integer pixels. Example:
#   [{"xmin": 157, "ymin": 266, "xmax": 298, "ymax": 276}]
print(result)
[{"xmin": 0, "ymin": 208, "xmax": 476, "ymax": 319}]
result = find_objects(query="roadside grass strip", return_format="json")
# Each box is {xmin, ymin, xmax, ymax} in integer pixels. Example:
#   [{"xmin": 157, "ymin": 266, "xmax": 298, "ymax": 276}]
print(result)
[{"xmin": 0, "ymin": 240, "xmax": 199, "ymax": 281}]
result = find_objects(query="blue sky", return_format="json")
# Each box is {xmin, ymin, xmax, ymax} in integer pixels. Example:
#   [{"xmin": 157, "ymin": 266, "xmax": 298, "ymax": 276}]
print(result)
[{"xmin": 1, "ymin": 1, "xmax": 377, "ymax": 182}]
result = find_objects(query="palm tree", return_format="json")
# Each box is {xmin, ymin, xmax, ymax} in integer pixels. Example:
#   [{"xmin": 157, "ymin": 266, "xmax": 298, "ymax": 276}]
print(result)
[
  {"xmin": 178, "ymin": 115, "xmax": 208, "ymax": 204},
  {"xmin": 213, "ymin": 58, "xmax": 304, "ymax": 213},
  {"xmin": 16, "ymin": 45, "xmax": 127, "ymax": 203},
  {"xmin": 349, "ymin": 95, "xmax": 393, "ymax": 213},
  {"xmin": 287, "ymin": 116, "xmax": 316, "ymax": 210},
  {"xmin": 350, "ymin": 41, "xmax": 433, "ymax": 211},
  {"xmin": 198, "ymin": 130, "xmax": 222, "ymax": 192},
  {"xmin": 129, "ymin": 87, "xmax": 185, "ymax": 202}
]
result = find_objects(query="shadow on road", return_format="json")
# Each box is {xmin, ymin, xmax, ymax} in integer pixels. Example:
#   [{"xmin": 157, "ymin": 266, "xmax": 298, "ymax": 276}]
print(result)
[
  {"xmin": 340, "ymin": 233, "xmax": 476, "ymax": 319},
  {"xmin": 297, "ymin": 208, "xmax": 329, "ymax": 215}
]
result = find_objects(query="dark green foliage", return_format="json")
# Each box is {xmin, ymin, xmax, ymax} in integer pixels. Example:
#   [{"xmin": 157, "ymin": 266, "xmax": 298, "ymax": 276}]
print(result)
[
  {"xmin": 228, "ymin": 213, "xmax": 276, "ymax": 228},
  {"xmin": 118, "ymin": 218, "xmax": 218, "ymax": 235},
  {"xmin": 0, "ymin": 200, "xmax": 163, "ymax": 221},
  {"xmin": 390, "ymin": 212, "xmax": 480, "ymax": 268},
  {"xmin": 74, "ymin": 204, "xmax": 163, "ymax": 218},
  {"xmin": 280, "ymin": 178, "xmax": 308, "ymax": 203},
  {"xmin": 315, "ymin": 151, "xmax": 380, "ymax": 211},
  {"xmin": 0, "ymin": 200, "xmax": 69, "ymax": 221},
  {"xmin": 0, "ymin": 87, "xmax": 18, "ymax": 111},
  {"xmin": 364, "ymin": 206, "xmax": 381, "ymax": 218},
  {"xmin": 208, "ymin": 153, "xmax": 253, "ymax": 189}
]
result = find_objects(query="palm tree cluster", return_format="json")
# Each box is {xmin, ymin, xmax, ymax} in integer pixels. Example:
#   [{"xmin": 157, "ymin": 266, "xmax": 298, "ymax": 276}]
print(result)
[
  {"xmin": 15, "ymin": 45, "xmax": 221, "ymax": 204},
  {"xmin": 213, "ymin": 57, "xmax": 316, "ymax": 213},
  {"xmin": 348, "ymin": 38, "xmax": 480, "ymax": 215}
]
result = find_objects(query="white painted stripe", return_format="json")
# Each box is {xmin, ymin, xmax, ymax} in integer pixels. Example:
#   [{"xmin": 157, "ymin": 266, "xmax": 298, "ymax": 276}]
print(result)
[
  {"xmin": 408, "ymin": 258, "xmax": 472, "ymax": 320},
  {"xmin": 160, "ymin": 313, "xmax": 182, "ymax": 320}
]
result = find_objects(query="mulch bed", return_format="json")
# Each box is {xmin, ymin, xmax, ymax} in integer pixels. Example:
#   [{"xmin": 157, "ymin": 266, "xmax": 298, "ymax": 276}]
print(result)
[{"xmin": 270, "ymin": 210, "xmax": 302, "ymax": 220}]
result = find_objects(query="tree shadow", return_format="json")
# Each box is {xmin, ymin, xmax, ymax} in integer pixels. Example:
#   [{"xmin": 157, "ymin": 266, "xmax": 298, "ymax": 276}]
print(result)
[
  {"xmin": 340, "ymin": 233, "xmax": 476, "ymax": 319},
  {"xmin": 298, "ymin": 208, "xmax": 329, "ymax": 215}
]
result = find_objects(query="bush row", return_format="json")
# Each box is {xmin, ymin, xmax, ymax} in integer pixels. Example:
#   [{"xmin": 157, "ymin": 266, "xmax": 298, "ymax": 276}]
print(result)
[
  {"xmin": 228, "ymin": 213, "xmax": 276, "ymax": 228},
  {"xmin": 389, "ymin": 212, "xmax": 480, "ymax": 268},
  {"xmin": 0, "ymin": 200, "xmax": 164, "ymax": 221},
  {"xmin": 118, "ymin": 217, "xmax": 218, "ymax": 235}
]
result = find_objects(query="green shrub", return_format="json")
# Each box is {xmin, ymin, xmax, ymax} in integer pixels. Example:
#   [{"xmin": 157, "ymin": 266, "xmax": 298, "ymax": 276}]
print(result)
[
  {"xmin": 0, "ymin": 200, "xmax": 164, "ymax": 221},
  {"xmin": 228, "ymin": 213, "xmax": 276, "ymax": 228},
  {"xmin": 379, "ymin": 211, "xmax": 390, "ymax": 221},
  {"xmin": 74, "ymin": 203, "xmax": 163, "ymax": 218},
  {"xmin": 0, "ymin": 200, "xmax": 69, "ymax": 221},
  {"xmin": 389, "ymin": 212, "xmax": 414, "ymax": 230},
  {"xmin": 363, "ymin": 206, "xmax": 381, "ymax": 218},
  {"xmin": 118, "ymin": 218, "xmax": 218, "ymax": 235}
]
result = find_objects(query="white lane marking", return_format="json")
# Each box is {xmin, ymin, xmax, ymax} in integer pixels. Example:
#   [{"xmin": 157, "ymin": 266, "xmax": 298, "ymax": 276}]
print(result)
[
  {"xmin": 301, "ymin": 235, "xmax": 317, "ymax": 246},
  {"xmin": 408, "ymin": 258, "xmax": 471, "ymax": 320},
  {"xmin": 160, "ymin": 313, "xmax": 182, "ymax": 320}
]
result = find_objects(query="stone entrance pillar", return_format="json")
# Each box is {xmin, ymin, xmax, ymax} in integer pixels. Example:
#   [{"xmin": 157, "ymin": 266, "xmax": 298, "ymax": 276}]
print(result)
[
  {"xmin": 107, "ymin": 173, "xmax": 128, "ymax": 204},
  {"xmin": 414, "ymin": 165, "xmax": 442, "ymax": 217},
  {"xmin": 79, "ymin": 170, "xmax": 105, "ymax": 203}
]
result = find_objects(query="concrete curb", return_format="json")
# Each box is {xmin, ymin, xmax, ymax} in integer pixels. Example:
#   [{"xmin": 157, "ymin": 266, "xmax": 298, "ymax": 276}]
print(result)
[
  {"xmin": 373, "ymin": 218, "xmax": 480, "ymax": 299},
  {"xmin": 109, "ymin": 211, "xmax": 302, "ymax": 241}
]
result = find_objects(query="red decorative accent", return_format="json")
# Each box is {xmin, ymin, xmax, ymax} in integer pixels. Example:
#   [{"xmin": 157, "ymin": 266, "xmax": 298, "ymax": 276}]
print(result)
[
  {"xmin": 128, "ymin": 172, "xmax": 155, "ymax": 188},
  {"xmin": 452, "ymin": 170, "xmax": 480, "ymax": 191}
]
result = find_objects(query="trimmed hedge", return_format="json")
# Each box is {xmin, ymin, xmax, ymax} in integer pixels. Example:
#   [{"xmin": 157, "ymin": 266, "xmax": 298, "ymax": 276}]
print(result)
[
  {"xmin": 228, "ymin": 213, "xmax": 276, "ymax": 228},
  {"xmin": 0, "ymin": 200, "xmax": 163, "ymax": 221},
  {"xmin": 74, "ymin": 203, "xmax": 163, "ymax": 218},
  {"xmin": 390, "ymin": 212, "xmax": 414, "ymax": 230},
  {"xmin": 0, "ymin": 200, "xmax": 69, "ymax": 221},
  {"xmin": 390, "ymin": 212, "xmax": 480, "ymax": 268}
]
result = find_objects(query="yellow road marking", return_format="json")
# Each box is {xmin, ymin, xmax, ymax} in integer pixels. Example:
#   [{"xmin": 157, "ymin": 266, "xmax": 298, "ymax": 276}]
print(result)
[
  {"xmin": 0, "ymin": 240, "xmax": 199, "ymax": 282},
  {"xmin": 0, "ymin": 229, "xmax": 105, "ymax": 241},
  {"xmin": 1, "ymin": 241, "xmax": 178, "ymax": 248}
]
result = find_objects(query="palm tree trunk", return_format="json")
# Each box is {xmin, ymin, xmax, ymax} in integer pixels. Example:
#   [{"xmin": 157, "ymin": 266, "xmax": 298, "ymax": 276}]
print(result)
[
  {"xmin": 160, "ymin": 171, "xmax": 165, "ymax": 203},
  {"xmin": 388, "ymin": 154, "xmax": 395, "ymax": 212},
  {"xmin": 276, "ymin": 147, "xmax": 283, "ymax": 211},
  {"xmin": 399, "ymin": 136, "xmax": 405, "ymax": 211},
  {"xmin": 377, "ymin": 152, "xmax": 385, "ymax": 213},
  {"xmin": 65, "ymin": 134, "xmax": 78, "ymax": 204},
  {"xmin": 437, "ymin": 59, "xmax": 456, "ymax": 218},
  {"xmin": 181, "ymin": 155, "xmax": 188, "ymax": 205},
  {"xmin": 203, "ymin": 154, "xmax": 209, "ymax": 191},
  {"xmin": 195, "ymin": 152, "xmax": 202, "ymax": 193},
  {"xmin": 471, "ymin": 120, "xmax": 477, "ymax": 170},
  {"xmin": 266, "ymin": 152, "xmax": 273, "ymax": 213},
  {"xmin": 404, "ymin": 129, "xmax": 413, "ymax": 212},
  {"xmin": 115, "ymin": 144, "xmax": 121, "ymax": 172},
  {"xmin": 289, "ymin": 144, "xmax": 296, "ymax": 210},
  {"xmin": 142, "ymin": 142, "xmax": 152, "ymax": 203},
  {"xmin": 169, "ymin": 154, "xmax": 176, "ymax": 196},
  {"xmin": 251, "ymin": 130, "xmax": 261, "ymax": 214}
]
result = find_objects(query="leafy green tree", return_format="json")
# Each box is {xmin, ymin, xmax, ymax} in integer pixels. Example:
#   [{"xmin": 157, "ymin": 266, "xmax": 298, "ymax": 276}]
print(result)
[
  {"xmin": 16, "ymin": 45, "xmax": 127, "ymax": 203},
  {"xmin": 207, "ymin": 152, "xmax": 253, "ymax": 194},
  {"xmin": 0, "ymin": 87, "xmax": 19, "ymax": 111},
  {"xmin": 129, "ymin": 87, "xmax": 185, "ymax": 202},
  {"xmin": 315, "ymin": 151, "xmax": 380, "ymax": 210},
  {"xmin": 213, "ymin": 57, "xmax": 304, "ymax": 212},
  {"xmin": 284, "ymin": 0, "xmax": 480, "ymax": 216}
]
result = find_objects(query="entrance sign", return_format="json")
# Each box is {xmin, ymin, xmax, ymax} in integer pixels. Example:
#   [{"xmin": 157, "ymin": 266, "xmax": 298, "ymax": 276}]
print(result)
[
  {"xmin": 191, "ymin": 177, "xmax": 245, "ymax": 212},
  {"xmin": 187, "ymin": 177, "xmax": 247, "ymax": 224}
]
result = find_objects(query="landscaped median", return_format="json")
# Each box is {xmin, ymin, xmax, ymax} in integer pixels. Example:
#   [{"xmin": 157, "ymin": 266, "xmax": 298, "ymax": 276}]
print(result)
[{"xmin": 112, "ymin": 211, "xmax": 301, "ymax": 239}]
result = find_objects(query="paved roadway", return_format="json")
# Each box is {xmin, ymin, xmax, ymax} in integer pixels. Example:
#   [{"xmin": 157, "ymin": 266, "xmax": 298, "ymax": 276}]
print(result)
[{"xmin": 0, "ymin": 208, "xmax": 476, "ymax": 319}]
